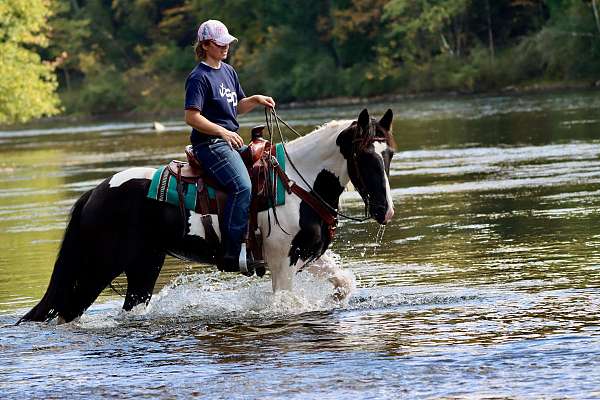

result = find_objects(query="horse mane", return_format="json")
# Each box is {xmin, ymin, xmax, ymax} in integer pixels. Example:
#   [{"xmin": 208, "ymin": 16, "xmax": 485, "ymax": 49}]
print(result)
[
  {"xmin": 284, "ymin": 117, "xmax": 396, "ymax": 151},
  {"xmin": 285, "ymin": 120, "xmax": 353, "ymax": 150}
]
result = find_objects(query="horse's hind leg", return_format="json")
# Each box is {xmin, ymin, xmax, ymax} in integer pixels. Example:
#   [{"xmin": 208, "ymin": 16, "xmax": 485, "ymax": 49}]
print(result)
[
  {"xmin": 60, "ymin": 261, "xmax": 124, "ymax": 322},
  {"xmin": 123, "ymin": 250, "xmax": 166, "ymax": 311}
]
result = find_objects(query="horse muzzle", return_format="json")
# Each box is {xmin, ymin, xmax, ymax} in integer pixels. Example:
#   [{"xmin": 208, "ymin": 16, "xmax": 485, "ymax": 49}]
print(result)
[
  {"xmin": 370, "ymin": 204, "xmax": 394, "ymax": 225},
  {"xmin": 384, "ymin": 207, "xmax": 395, "ymax": 224}
]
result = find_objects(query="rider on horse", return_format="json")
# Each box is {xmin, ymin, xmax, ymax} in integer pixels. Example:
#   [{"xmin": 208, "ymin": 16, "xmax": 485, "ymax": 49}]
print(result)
[{"xmin": 184, "ymin": 20, "xmax": 276, "ymax": 274}]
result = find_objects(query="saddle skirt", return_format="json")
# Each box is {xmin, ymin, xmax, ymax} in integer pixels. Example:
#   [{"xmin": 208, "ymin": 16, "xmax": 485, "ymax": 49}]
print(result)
[{"xmin": 147, "ymin": 139, "xmax": 287, "ymax": 215}]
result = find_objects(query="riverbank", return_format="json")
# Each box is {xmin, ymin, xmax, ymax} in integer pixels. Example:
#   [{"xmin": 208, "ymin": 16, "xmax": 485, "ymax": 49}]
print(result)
[
  {"xmin": 2, "ymin": 81, "xmax": 599, "ymax": 131},
  {"xmin": 282, "ymin": 80, "xmax": 600, "ymax": 109}
]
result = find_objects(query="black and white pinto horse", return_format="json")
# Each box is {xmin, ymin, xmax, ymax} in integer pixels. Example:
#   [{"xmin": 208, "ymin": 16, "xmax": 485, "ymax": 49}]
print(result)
[{"xmin": 19, "ymin": 109, "xmax": 395, "ymax": 324}]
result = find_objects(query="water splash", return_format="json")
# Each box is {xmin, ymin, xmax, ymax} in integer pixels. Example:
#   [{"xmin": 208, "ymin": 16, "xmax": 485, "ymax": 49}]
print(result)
[
  {"xmin": 373, "ymin": 224, "xmax": 387, "ymax": 256},
  {"xmin": 74, "ymin": 267, "xmax": 356, "ymax": 329}
]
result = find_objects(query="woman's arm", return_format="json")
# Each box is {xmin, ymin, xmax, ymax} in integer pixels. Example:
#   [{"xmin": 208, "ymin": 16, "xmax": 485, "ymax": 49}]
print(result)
[
  {"xmin": 238, "ymin": 95, "xmax": 276, "ymax": 115},
  {"xmin": 185, "ymin": 109, "xmax": 244, "ymax": 148}
]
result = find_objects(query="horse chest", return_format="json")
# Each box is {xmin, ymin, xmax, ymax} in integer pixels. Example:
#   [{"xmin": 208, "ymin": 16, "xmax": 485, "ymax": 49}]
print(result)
[{"xmin": 288, "ymin": 169, "xmax": 344, "ymax": 266}]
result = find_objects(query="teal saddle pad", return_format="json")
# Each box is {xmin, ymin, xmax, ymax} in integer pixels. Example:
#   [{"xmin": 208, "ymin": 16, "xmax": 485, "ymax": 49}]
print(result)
[{"xmin": 147, "ymin": 143, "xmax": 286, "ymax": 211}]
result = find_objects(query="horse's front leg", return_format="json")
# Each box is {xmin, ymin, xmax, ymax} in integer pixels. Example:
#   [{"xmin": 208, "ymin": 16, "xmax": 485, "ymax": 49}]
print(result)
[
  {"xmin": 259, "ymin": 202, "xmax": 302, "ymax": 293},
  {"xmin": 304, "ymin": 252, "xmax": 355, "ymax": 301},
  {"xmin": 269, "ymin": 257, "xmax": 296, "ymax": 292},
  {"xmin": 263, "ymin": 231, "xmax": 297, "ymax": 292}
]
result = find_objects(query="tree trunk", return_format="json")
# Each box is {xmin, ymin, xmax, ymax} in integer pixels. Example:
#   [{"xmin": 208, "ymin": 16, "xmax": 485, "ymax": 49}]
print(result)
[
  {"xmin": 63, "ymin": 68, "xmax": 71, "ymax": 92},
  {"xmin": 592, "ymin": 0, "xmax": 600, "ymax": 37},
  {"xmin": 440, "ymin": 33, "xmax": 454, "ymax": 55},
  {"xmin": 485, "ymin": 0, "xmax": 495, "ymax": 64}
]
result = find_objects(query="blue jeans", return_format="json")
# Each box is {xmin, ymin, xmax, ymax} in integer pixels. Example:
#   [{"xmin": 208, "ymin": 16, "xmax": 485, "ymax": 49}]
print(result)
[{"xmin": 193, "ymin": 139, "xmax": 251, "ymax": 259}]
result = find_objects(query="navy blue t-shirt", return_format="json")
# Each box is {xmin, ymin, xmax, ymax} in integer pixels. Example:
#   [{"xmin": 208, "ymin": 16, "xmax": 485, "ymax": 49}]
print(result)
[{"xmin": 185, "ymin": 62, "xmax": 246, "ymax": 145}]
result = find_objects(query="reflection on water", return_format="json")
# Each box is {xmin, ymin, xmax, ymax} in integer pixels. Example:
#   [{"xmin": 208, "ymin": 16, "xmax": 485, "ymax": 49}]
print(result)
[{"xmin": 1, "ymin": 91, "xmax": 599, "ymax": 398}]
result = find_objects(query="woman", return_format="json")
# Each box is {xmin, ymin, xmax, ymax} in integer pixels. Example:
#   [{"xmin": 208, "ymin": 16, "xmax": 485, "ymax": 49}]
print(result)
[{"xmin": 184, "ymin": 20, "xmax": 275, "ymax": 273}]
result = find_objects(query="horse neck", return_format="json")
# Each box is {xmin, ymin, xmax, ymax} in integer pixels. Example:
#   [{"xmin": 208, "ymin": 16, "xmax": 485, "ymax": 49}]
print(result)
[{"xmin": 284, "ymin": 120, "xmax": 351, "ymax": 191}]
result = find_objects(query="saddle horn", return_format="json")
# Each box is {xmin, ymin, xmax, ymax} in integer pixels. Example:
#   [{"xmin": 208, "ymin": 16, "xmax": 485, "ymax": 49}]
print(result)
[{"xmin": 251, "ymin": 125, "xmax": 266, "ymax": 140}]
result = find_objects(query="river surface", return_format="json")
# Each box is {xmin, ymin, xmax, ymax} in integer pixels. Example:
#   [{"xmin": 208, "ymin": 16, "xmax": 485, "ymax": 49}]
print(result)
[{"xmin": 1, "ymin": 91, "xmax": 599, "ymax": 399}]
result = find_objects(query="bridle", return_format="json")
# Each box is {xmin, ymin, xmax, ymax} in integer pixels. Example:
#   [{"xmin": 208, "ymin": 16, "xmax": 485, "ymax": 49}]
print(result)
[
  {"xmin": 264, "ymin": 109, "xmax": 391, "ymax": 225},
  {"xmin": 349, "ymin": 119, "xmax": 392, "ymax": 214}
]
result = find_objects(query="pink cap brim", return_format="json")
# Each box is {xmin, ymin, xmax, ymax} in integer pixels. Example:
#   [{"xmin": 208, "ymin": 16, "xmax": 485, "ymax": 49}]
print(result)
[{"xmin": 213, "ymin": 34, "xmax": 237, "ymax": 46}]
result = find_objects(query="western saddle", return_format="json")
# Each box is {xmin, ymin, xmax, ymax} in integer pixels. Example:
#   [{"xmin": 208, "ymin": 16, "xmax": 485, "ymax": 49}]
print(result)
[{"xmin": 167, "ymin": 125, "xmax": 338, "ymax": 276}]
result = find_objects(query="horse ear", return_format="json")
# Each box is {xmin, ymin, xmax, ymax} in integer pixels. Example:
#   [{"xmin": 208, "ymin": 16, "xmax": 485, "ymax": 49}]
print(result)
[
  {"xmin": 379, "ymin": 109, "xmax": 393, "ymax": 131},
  {"xmin": 358, "ymin": 109, "xmax": 370, "ymax": 131}
]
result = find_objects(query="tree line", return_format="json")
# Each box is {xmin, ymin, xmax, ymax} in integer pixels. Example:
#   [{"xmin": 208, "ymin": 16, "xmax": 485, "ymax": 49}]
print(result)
[{"xmin": 2, "ymin": 0, "xmax": 600, "ymax": 124}]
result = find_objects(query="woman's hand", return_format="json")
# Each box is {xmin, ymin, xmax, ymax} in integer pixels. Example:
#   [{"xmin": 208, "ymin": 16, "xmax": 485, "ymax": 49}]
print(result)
[
  {"xmin": 237, "ymin": 95, "xmax": 276, "ymax": 115},
  {"xmin": 220, "ymin": 129, "xmax": 244, "ymax": 149},
  {"xmin": 254, "ymin": 95, "xmax": 276, "ymax": 109}
]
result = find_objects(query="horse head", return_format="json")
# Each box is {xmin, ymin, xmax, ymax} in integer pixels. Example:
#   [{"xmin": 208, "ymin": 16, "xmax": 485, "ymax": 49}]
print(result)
[{"xmin": 337, "ymin": 108, "xmax": 396, "ymax": 225}]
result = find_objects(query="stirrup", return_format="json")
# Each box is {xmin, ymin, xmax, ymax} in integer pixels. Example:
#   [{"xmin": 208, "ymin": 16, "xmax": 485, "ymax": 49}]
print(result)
[
  {"xmin": 218, "ymin": 244, "xmax": 267, "ymax": 277},
  {"xmin": 242, "ymin": 242, "xmax": 267, "ymax": 277},
  {"xmin": 218, "ymin": 256, "xmax": 267, "ymax": 277}
]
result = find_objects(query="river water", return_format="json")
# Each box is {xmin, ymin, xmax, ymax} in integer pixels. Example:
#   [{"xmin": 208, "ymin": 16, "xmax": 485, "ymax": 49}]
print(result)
[{"xmin": 1, "ymin": 91, "xmax": 599, "ymax": 399}]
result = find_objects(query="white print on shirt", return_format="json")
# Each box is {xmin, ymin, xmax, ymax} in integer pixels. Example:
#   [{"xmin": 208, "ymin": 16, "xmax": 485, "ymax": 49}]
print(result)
[{"xmin": 219, "ymin": 83, "xmax": 238, "ymax": 107}]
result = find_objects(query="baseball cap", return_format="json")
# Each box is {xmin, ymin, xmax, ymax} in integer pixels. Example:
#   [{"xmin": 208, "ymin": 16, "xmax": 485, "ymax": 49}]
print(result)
[{"xmin": 197, "ymin": 20, "xmax": 237, "ymax": 46}]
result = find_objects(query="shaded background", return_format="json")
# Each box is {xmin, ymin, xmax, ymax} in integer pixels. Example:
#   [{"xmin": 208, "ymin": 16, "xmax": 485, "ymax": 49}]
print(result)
[{"xmin": 2, "ymin": 0, "xmax": 600, "ymax": 123}]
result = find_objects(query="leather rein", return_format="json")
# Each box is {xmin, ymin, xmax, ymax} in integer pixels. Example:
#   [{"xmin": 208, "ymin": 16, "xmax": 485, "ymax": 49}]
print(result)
[{"xmin": 267, "ymin": 153, "xmax": 338, "ymax": 240}]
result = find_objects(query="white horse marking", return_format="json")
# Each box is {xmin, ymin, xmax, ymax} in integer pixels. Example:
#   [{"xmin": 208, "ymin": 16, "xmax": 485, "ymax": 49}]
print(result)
[
  {"xmin": 188, "ymin": 212, "xmax": 222, "ymax": 241},
  {"xmin": 372, "ymin": 141, "xmax": 395, "ymax": 223},
  {"xmin": 109, "ymin": 167, "xmax": 156, "ymax": 188},
  {"xmin": 372, "ymin": 141, "xmax": 388, "ymax": 156}
]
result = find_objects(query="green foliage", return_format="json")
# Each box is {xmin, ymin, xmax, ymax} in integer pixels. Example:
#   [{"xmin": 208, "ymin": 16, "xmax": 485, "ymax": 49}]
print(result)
[
  {"xmin": 78, "ymin": 69, "xmax": 135, "ymax": 114},
  {"xmin": 141, "ymin": 42, "xmax": 195, "ymax": 73},
  {"xmin": 529, "ymin": 1, "xmax": 600, "ymax": 79},
  {"xmin": 0, "ymin": 0, "xmax": 61, "ymax": 124},
  {"xmin": 44, "ymin": 1, "xmax": 91, "ymax": 82},
  {"xmin": 4, "ymin": 0, "xmax": 600, "ymax": 121},
  {"xmin": 384, "ymin": 0, "xmax": 470, "ymax": 62}
]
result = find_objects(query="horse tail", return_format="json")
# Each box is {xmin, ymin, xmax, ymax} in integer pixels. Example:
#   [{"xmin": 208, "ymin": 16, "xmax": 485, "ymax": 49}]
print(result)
[{"xmin": 17, "ymin": 189, "xmax": 93, "ymax": 324}]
